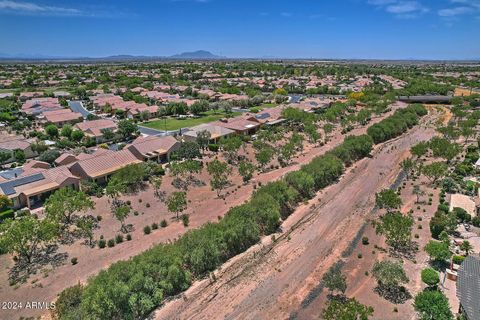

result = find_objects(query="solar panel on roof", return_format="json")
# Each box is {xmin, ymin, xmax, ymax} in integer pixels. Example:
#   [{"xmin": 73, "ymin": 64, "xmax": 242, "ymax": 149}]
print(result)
[
  {"xmin": 0, "ymin": 168, "xmax": 24, "ymax": 180},
  {"xmin": 0, "ymin": 173, "xmax": 45, "ymax": 196},
  {"xmin": 256, "ymin": 113, "xmax": 270, "ymax": 119}
]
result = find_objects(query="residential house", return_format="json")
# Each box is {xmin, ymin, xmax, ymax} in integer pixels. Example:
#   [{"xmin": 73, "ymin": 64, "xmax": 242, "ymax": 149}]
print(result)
[
  {"xmin": 0, "ymin": 166, "xmax": 80, "ymax": 209},
  {"xmin": 75, "ymin": 119, "xmax": 118, "ymax": 143},
  {"xmin": 182, "ymin": 123, "xmax": 235, "ymax": 143},
  {"xmin": 21, "ymin": 97, "xmax": 63, "ymax": 116},
  {"xmin": 248, "ymin": 107, "xmax": 285, "ymax": 126},
  {"xmin": 126, "ymin": 135, "xmax": 180, "ymax": 163},
  {"xmin": 43, "ymin": 109, "xmax": 83, "ymax": 126},
  {"xmin": 457, "ymin": 255, "xmax": 480, "ymax": 320},
  {"xmin": 54, "ymin": 149, "xmax": 113, "ymax": 167},
  {"xmin": 0, "ymin": 137, "xmax": 36, "ymax": 163},
  {"xmin": 213, "ymin": 117, "xmax": 261, "ymax": 135},
  {"xmin": 69, "ymin": 149, "xmax": 142, "ymax": 184},
  {"xmin": 126, "ymin": 105, "xmax": 158, "ymax": 120}
]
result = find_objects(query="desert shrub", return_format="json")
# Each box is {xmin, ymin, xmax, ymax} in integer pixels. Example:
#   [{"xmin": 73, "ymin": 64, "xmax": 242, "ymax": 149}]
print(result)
[
  {"xmin": 98, "ymin": 239, "xmax": 106, "ymax": 249},
  {"xmin": 144, "ymin": 225, "xmax": 151, "ymax": 234},
  {"xmin": 107, "ymin": 239, "xmax": 115, "ymax": 248}
]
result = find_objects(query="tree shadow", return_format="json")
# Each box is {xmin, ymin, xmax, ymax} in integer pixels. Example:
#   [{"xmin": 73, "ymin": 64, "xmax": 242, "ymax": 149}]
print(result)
[
  {"xmin": 374, "ymin": 284, "xmax": 412, "ymax": 304},
  {"xmin": 8, "ymin": 244, "xmax": 68, "ymax": 285},
  {"xmin": 389, "ymin": 241, "xmax": 419, "ymax": 261}
]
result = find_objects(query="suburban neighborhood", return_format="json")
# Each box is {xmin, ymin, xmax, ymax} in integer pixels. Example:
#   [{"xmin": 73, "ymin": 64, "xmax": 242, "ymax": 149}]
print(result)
[{"xmin": 0, "ymin": 0, "xmax": 479, "ymax": 319}]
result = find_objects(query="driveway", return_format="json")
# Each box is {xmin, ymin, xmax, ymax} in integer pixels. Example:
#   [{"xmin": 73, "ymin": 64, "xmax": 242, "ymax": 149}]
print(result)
[{"xmin": 68, "ymin": 101, "xmax": 93, "ymax": 118}]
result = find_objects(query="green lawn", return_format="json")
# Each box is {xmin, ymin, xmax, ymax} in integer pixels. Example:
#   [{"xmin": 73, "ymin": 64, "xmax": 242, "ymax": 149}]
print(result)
[
  {"xmin": 142, "ymin": 111, "xmax": 241, "ymax": 131},
  {"xmin": 249, "ymin": 103, "xmax": 277, "ymax": 113}
]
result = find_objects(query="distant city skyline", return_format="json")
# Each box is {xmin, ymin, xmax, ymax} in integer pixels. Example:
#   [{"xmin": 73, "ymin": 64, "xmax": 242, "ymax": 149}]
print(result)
[{"xmin": 0, "ymin": 0, "xmax": 479, "ymax": 60}]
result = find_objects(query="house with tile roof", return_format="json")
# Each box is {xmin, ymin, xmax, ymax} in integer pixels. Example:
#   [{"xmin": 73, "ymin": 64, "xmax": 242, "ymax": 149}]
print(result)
[
  {"xmin": 213, "ymin": 117, "xmax": 261, "ymax": 135},
  {"xmin": 182, "ymin": 123, "xmax": 235, "ymax": 143},
  {"xmin": 43, "ymin": 109, "xmax": 83, "ymax": 126},
  {"xmin": 0, "ymin": 137, "xmax": 36, "ymax": 164},
  {"xmin": 21, "ymin": 97, "xmax": 63, "ymax": 116},
  {"xmin": 126, "ymin": 135, "xmax": 180, "ymax": 163},
  {"xmin": 75, "ymin": 119, "xmax": 119, "ymax": 143},
  {"xmin": 69, "ymin": 149, "xmax": 142, "ymax": 183},
  {"xmin": 0, "ymin": 166, "xmax": 80, "ymax": 209}
]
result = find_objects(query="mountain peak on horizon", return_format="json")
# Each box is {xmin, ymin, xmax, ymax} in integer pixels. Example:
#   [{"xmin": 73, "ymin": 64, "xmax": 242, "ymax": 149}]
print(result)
[{"xmin": 170, "ymin": 50, "xmax": 223, "ymax": 59}]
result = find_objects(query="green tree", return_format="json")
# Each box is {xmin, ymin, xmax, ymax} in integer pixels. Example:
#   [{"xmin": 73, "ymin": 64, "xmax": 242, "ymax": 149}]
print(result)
[
  {"xmin": 149, "ymin": 176, "xmax": 163, "ymax": 199},
  {"xmin": 460, "ymin": 240, "xmax": 473, "ymax": 256},
  {"xmin": 279, "ymin": 142, "xmax": 296, "ymax": 166},
  {"xmin": 424, "ymin": 240, "xmax": 451, "ymax": 262},
  {"xmin": 285, "ymin": 170, "xmax": 315, "ymax": 199},
  {"xmin": 322, "ymin": 267, "xmax": 347, "ymax": 295},
  {"xmin": 412, "ymin": 185, "xmax": 425, "ymax": 204},
  {"xmin": 375, "ymin": 189, "xmax": 402, "ymax": 212},
  {"xmin": 76, "ymin": 216, "xmax": 95, "ymax": 246},
  {"xmin": 238, "ymin": 160, "xmax": 255, "ymax": 183},
  {"xmin": 196, "ymin": 130, "xmax": 211, "ymax": 153},
  {"xmin": 372, "ymin": 260, "xmax": 409, "ymax": 291},
  {"xmin": 166, "ymin": 191, "xmax": 187, "ymax": 219},
  {"xmin": 113, "ymin": 204, "xmax": 131, "ymax": 233},
  {"xmin": 219, "ymin": 136, "xmax": 243, "ymax": 162},
  {"xmin": 0, "ymin": 151, "xmax": 11, "ymax": 168},
  {"xmin": 421, "ymin": 268, "xmax": 439, "ymax": 288},
  {"xmin": 14, "ymin": 149, "xmax": 25, "ymax": 163},
  {"xmin": 401, "ymin": 157, "xmax": 415, "ymax": 179},
  {"xmin": 413, "ymin": 290, "xmax": 453, "ymax": 320},
  {"xmin": 38, "ymin": 149, "xmax": 60, "ymax": 164},
  {"xmin": 118, "ymin": 119, "xmax": 138, "ymax": 139},
  {"xmin": 0, "ymin": 214, "xmax": 59, "ymax": 263},
  {"xmin": 52, "ymin": 283, "xmax": 84, "ymax": 320},
  {"xmin": 375, "ymin": 212, "xmax": 413, "ymax": 251},
  {"xmin": 61, "ymin": 124, "xmax": 73, "ymax": 138},
  {"xmin": 71, "ymin": 130, "xmax": 84, "ymax": 142},
  {"xmin": 100, "ymin": 128, "xmax": 115, "ymax": 141},
  {"xmin": 176, "ymin": 141, "xmax": 201, "ymax": 160},
  {"xmin": 411, "ymin": 142, "xmax": 429, "ymax": 158},
  {"xmin": 322, "ymin": 298, "xmax": 374, "ymax": 320},
  {"xmin": 0, "ymin": 194, "xmax": 13, "ymax": 209},
  {"xmin": 422, "ymin": 162, "xmax": 448, "ymax": 184},
  {"xmin": 45, "ymin": 188, "xmax": 95, "ymax": 226},
  {"xmin": 45, "ymin": 124, "xmax": 59, "ymax": 138},
  {"xmin": 255, "ymin": 145, "xmax": 274, "ymax": 170},
  {"xmin": 207, "ymin": 159, "xmax": 232, "ymax": 197}
]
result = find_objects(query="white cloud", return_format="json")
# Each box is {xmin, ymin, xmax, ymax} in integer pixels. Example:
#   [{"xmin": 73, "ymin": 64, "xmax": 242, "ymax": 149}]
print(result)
[
  {"xmin": 438, "ymin": 6, "xmax": 473, "ymax": 17},
  {"xmin": 385, "ymin": 1, "xmax": 427, "ymax": 14},
  {"xmin": 0, "ymin": 0, "xmax": 82, "ymax": 15},
  {"xmin": 437, "ymin": 0, "xmax": 480, "ymax": 20},
  {"xmin": 367, "ymin": 0, "xmax": 428, "ymax": 18}
]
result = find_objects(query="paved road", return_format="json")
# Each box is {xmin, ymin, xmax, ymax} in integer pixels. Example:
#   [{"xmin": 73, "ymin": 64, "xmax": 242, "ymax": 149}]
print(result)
[
  {"xmin": 68, "ymin": 100, "xmax": 93, "ymax": 118},
  {"xmin": 138, "ymin": 125, "xmax": 180, "ymax": 137}
]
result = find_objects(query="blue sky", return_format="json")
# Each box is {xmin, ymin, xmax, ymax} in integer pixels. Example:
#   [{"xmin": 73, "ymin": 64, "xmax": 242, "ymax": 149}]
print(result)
[{"xmin": 0, "ymin": 0, "xmax": 479, "ymax": 59}]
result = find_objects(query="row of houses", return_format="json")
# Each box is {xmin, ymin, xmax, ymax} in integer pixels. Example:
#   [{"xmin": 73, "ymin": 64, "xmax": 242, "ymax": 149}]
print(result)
[
  {"xmin": 0, "ymin": 135, "xmax": 180, "ymax": 209},
  {"xmin": 0, "ymin": 102, "xmax": 303, "ymax": 210}
]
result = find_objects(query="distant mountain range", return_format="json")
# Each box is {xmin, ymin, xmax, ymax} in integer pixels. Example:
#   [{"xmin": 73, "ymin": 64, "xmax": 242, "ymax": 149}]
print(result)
[
  {"xmin": 0, "ymin": 51, "xmax": 478, "ymax": 62},
  {"xmin": 0, "ymin": 50, "xmax": 225, "ymax": 61}
]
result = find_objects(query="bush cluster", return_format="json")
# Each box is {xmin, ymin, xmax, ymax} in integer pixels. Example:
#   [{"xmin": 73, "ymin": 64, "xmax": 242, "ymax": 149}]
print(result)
[{"xmin": 367, "ymin": 104, "xmax": 427, "ymax": 144}]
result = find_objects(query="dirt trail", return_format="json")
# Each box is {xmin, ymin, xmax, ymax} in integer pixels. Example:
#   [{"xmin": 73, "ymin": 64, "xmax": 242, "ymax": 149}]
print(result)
[{"xmin": 153, "ymin": 114, "xmax": 439, "ymax": 320}]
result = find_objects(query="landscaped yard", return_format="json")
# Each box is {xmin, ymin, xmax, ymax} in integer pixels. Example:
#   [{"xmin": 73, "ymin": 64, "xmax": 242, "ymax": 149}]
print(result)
[
  {"xmin": 249, "ymin": 103, "xmax": 277, "ymax": 113},
  {"xmin": 142, "ymin": 110, "xmax": 241, "ymax": 131}
]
